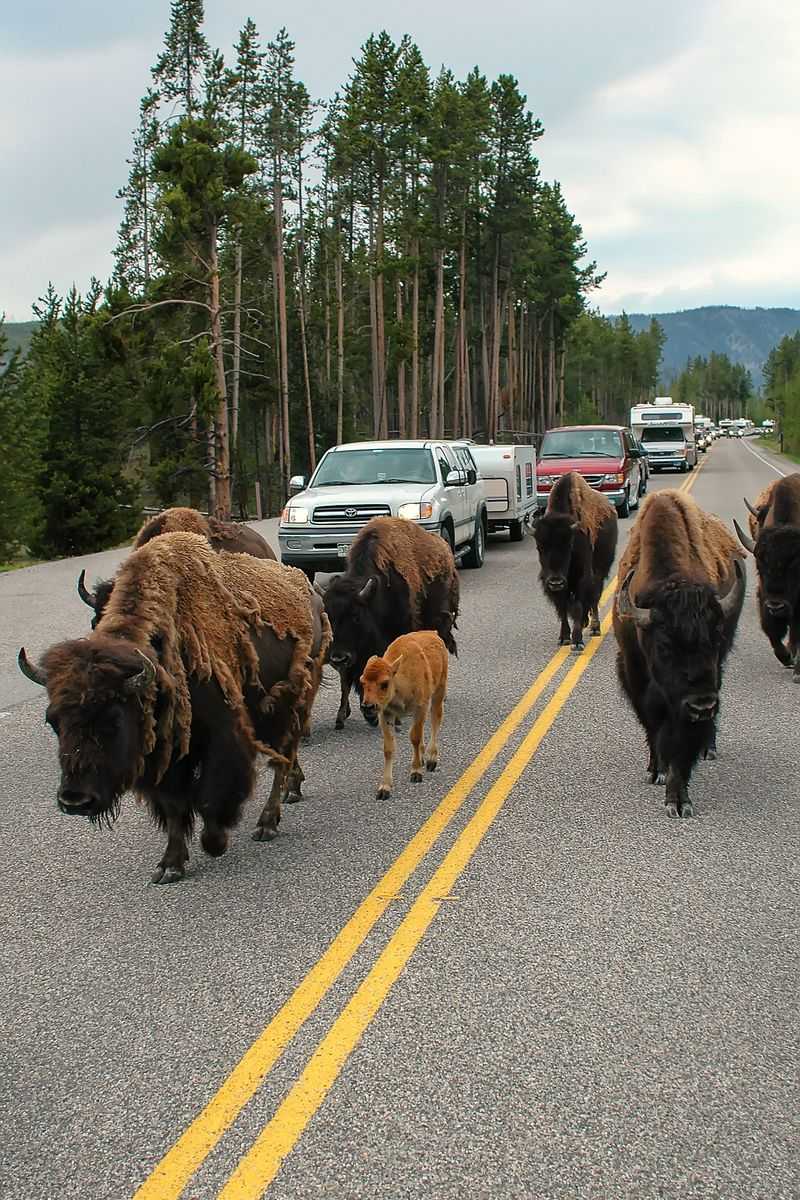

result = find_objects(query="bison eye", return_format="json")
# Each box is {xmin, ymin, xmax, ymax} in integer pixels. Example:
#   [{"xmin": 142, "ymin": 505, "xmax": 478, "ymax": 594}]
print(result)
[{"xmin": 380, "ymin": 681, "xmax": 389, "ymax": 690}]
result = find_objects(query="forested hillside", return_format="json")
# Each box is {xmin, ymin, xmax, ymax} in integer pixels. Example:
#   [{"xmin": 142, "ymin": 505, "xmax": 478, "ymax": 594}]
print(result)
[
  {"xmin": 626, "ymin": 306, "xmax": 800, "ymax": 388},
  {"xmin": 2, "ymin": 0, "xmax": 618, "ymax": 559}
]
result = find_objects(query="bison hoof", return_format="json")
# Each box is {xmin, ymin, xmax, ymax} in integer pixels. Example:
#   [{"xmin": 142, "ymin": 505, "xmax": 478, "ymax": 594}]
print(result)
[
  {"xmin": 704, "ymin": 747, "xmax": 718, "ymax": 761},
  {"xmin": 376, "ymin": 787, "xmax": 392, "ymax": 800},
  {"xmin": 559, "ymin": 637, "xmax": 570, "ymax": 647},
  {"xmin": 361, "ymin": 709, "xmax": 379, "ymax": 728},
  {"xmin": 151, "ymin": 864, "xmax": 185, "ymax": 884},
  {"xmin": 252, "ymin": 825, "xmax": 279, "ymax": 842},
  {"xmin": 650, "ymin": 771, "xmax": 665, "ymax": 786},
  {"xmin": 793, "ymin": 672, "xmax": 800, "ymax": 684},
  {"xmin": 665, "ymin": 801, "xmax": 680, "ymax": 819},
  {"xmin": 681, "ymin": 802, "xmax": 694, "ymax": 818},
  {"xmin": 284, "ymin": 791, "xmax": 303, "ymax": 805},
  {"xmin": 426, "ymin": 759, "xmax": 438, "ymax": 772},
  {"xmin": 590, "ymin": 626, "xmax": 601, "ymax": 637},
  {"xmin": 571, "ymin": 641, "xmax": 585, "ymax": 653},
  {"xmin": 410, "ymin": 771, "xmax": 423, "ymax": 783}
]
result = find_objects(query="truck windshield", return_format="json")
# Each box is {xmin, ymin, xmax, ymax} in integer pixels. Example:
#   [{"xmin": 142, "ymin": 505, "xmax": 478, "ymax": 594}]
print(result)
[
  {"xmin": 641, "ymin": 428, "xmax": 685, "ymax": 444},
  {"xmin": 312, "ymin": 447, "xmax": 436, "ymax": 486},
  {"xmin": 539, "ymin": 429, "xmax": 622, "ymax": 458}
]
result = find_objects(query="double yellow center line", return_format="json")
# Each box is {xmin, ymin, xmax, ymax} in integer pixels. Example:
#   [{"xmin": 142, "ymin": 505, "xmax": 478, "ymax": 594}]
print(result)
[{"xmin": 135, "ymin": 464, "xmax": 706, "ymax": 1199}]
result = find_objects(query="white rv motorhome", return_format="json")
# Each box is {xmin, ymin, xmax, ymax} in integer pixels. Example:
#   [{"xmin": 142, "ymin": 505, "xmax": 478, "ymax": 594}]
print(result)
[{"xmin": 630, "ymin": 397, "xmax": 697, "ymax": 472}]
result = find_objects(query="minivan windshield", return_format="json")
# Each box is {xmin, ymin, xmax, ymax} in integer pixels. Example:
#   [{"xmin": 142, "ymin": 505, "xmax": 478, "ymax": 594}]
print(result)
[
  {"xmin": 641, "ymin": 427, "xmax": 686, "ymax": 444},
  {"xmin": 539, "ymin": 429, "xmax": 622, "ymax": 458},
  {"xmin": 312, "ymin": 447, "xmax": 437, "ymax": 486}
]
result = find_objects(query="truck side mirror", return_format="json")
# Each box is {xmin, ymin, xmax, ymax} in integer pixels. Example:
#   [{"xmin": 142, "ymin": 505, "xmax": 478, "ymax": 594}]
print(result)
[
  {"xmin": 288, "ymin": 474, "xmax": 307, "ymax": 496},
  {"xmin": 445, "ymin": 469, "xmax": 466, "ymax": 487}
]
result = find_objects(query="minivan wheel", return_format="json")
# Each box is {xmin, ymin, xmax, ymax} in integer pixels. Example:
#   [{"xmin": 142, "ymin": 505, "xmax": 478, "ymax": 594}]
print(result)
[{"xmin": 462, "ymin": 516, "xmax": 485, "ymax": 568}]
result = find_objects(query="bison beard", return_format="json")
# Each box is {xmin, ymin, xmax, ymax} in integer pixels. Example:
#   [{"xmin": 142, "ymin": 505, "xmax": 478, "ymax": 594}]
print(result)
[
  {"xmin": 21, "ymin": 532, "xmax": 330, "ymax": 884},
  {"xmin": 614, "ymin": 491, "xmax": 745, "ymax": 818},
  {"xmin": 533, "ymin": 472, "xmax": 618, "ymax": 651},
  {"xmin": 323, "ymin": 517, "xmax": 459, "ymax": 730}
]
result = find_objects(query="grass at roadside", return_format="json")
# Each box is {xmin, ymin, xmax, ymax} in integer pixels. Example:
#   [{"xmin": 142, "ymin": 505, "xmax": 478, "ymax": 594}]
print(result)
[{"xmin": 757, "ymin": 435, "xmax": 800, "ymax": 466}]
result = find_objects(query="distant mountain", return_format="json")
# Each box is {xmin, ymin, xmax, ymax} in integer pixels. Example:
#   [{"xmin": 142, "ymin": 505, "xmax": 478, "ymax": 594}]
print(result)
[
  {"xmin": 624, "ymin": 306, "xmax": 800, "ymax": 390},
  {"xmin": 1, "ymin": 320, "xmax": 39, "ymax": 369}
]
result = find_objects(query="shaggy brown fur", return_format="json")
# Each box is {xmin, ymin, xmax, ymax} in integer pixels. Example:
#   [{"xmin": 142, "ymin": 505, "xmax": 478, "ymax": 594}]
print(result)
[
  {"xmin": 618, "ymin": 490, "xmax": 744, "ymax": 595},
  {"xmin": 350, "ymin": 516, "xmax": 459, "ymax": 622},
  {"xmin": 93, "ymin": 532, "xmax": 326, "ymax": 783},
  {"xmin": 134, "ymin": 506, "xmax": 276, "ymax": 560},
  {"xmin": 546, "ymin": 471, "xmax": 615, "ymax": 545},
  {"xmin": 747, "ymin": 480, "xmax": 779, "ymax": 540}
]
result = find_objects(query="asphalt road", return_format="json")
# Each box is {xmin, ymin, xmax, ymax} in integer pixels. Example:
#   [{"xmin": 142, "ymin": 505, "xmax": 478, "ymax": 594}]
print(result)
[{"xmin": 1, "ymin": 438, "xmax": 798, "ymax": 1200}]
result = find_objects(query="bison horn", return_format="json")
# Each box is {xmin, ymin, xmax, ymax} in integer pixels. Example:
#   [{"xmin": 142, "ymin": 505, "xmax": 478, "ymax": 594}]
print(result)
[
  {"xmin": 123, "ymin": 650, "xmax": 156, "ymax": 695},
  {"xmin": 733, "ymin": 519, "xmax": 756, "ymax": 554},
  {"xmin": 616, "ymin": 570, "xmax": 652, "ymax": 628},
  {"xmin": 743, "ymin": 497, "xmax": 759, "ymax": 519},
  {"xmin": 18, "ymin": 647, "xmax": 47, "ymax": 686},
  {"xmin": 77, "ymin": 569, "xmax": 97, "ymax": 609},
  {"xmin": 719, "ymin": 557, "xmax": 746, "ymax": 619},
  {"xmin": 358, "ymin": 577, "xmax": 376, "ymax": 601}
]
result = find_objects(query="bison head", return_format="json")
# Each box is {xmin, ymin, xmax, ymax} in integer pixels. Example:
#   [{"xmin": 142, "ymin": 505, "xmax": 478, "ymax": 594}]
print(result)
[
  {"xmin": 533, "ymin": 514, "xmax": 578, "ymax": 594},
  {"xmin": 77, "ymin": 571, "xmax": 115, "ymax": 629},
  {"xmin": 736, "ymin": 522, "xmax": 800, "ymax": 618},
  {"xmin": 323, "ymin": 575, "xmax": 387, "ymax": 673},
  {"xmin": 359, "ymin": 653, "xmax": 403, "ymax": 721},
  {"xmin": 618, "ymin": 561, "xmax": 745, "ymax": 722},
  {"xmin": 18, "ymin": 637, "xmax": 156, "ymax": 823}
]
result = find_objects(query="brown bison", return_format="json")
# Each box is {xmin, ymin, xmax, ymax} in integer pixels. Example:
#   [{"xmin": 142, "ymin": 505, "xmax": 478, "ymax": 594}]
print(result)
[
  {"xmin": 323, "ymin": 517, "xmax": 459, "ymax": 729},
  {"xmin": 614, "ymin": 491, "xmax": 745, "ymax": 818},
  {"xmin": 360, "ymin": 630, "xmax": 449, "ymax": 800},
  {"xmin": 735, "ymin": 472, "xmax": 800, "ymax": 679},
  {"xmin": 20, "ymin": 532, "xmax": 330, "ymax": 883},
  {"xmin": 77, "ymin": 506, "xmax": 276, "ymax": 627},
  {"xmin": 533, "ymin": 471, "xmax": 618, "ymax": 650}
]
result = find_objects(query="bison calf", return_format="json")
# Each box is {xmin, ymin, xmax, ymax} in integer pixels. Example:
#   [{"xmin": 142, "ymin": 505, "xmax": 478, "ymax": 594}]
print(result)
[{"xmin": 360, "ymin": 631, "xmax": 448, "ymax": 800}]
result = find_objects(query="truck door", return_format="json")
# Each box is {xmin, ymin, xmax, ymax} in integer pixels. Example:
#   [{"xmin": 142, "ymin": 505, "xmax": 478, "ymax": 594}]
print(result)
[{"xmin": 436, "ymin": 445, "xmax": 468, "ymax": 546}]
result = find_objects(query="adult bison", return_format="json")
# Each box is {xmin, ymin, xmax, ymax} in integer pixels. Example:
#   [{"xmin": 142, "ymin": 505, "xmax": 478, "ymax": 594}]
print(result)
[
  {"xmin": 20, "ymin": 532, "xmax": 330, "ymax": 883},
  {"xmin": 322, "ymin": 516, "xmax": 459, "ymax": 729},
  {"xmin": 614, "ymin": 490, "xmax": 745, "ymax": 818},
  {"xmin": 77, "ymin": 506, "xmax": 276, "ymax": 627},
  {"xmin": 735, "ymin": 472, "xmax": 800, "ymax": 679},
  {"xmin": 532, "ymin": 471, "xmax": 618, "ymax": 650}
]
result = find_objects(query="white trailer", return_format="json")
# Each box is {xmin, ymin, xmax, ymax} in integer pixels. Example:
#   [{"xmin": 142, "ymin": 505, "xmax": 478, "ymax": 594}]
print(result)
[
  {"xmin": 468, "ymin": 443, "xmax": 537, "ymax": 541},
  {"xmin": 630, "ymin": 397, "xmax": 697, "ymax": 472}
]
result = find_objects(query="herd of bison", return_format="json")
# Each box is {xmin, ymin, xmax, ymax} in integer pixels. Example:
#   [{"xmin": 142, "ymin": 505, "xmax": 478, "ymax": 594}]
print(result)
[{"xmin": 16, "ymin": 468, "xmax": 800, "ymax": 882}]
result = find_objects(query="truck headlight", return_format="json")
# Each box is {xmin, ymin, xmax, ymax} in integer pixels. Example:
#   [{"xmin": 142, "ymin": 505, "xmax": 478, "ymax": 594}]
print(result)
[
  {"xmin": 398, "ymin": 502, "xmax": 434, "ymax": 520},
  {"xmin": 537, "ymin": 475, "xmax": 554, "ymax": 487},
  {"xmin": 602, "ymin": 473, "xmax": 625, "ymax": 485},
  {"xmin": 281, "ymin": 505, "xmax": 309, "ymax": 524}
]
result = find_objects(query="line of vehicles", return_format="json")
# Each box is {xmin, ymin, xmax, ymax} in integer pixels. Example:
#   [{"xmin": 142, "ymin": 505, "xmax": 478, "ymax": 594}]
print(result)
[{"xmin": 278, "ymin": 398, "xmax": 759, "ymax": 575}]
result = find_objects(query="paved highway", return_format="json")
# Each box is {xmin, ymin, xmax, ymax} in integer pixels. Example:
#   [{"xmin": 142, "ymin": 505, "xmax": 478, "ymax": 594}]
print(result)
[{"xmin": 1, "ymin": 438, "xmax": 797, "ymax": 1200}]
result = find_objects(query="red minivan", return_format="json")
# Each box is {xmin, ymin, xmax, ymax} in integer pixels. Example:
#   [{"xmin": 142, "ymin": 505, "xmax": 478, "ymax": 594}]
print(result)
[{"xmin": 535, "ymin": 424, "xmax": 647, "ymax": 518}]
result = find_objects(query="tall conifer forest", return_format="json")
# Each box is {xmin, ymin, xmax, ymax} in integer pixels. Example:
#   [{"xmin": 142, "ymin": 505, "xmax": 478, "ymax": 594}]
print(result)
[{"xmin": 1, "ymin": 1, "xmax": 668, "ymax": 560}]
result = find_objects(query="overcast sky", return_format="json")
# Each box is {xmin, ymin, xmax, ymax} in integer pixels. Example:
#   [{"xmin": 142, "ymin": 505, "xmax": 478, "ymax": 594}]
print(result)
[{"xmin": 2, "ymin": 0, "xmax": 799, "ymax": 321}]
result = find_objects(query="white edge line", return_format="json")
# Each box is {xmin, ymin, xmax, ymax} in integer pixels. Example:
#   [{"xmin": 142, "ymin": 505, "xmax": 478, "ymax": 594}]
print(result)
[{"xmin": 741, "ymin": 438, "xmax": 787, "ymax": 478}]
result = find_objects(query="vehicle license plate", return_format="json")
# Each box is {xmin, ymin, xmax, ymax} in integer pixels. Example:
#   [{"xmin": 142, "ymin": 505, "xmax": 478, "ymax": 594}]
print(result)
[{"xmin": 337, "ymin": 543, "xmax": 349, "ymax": 557}]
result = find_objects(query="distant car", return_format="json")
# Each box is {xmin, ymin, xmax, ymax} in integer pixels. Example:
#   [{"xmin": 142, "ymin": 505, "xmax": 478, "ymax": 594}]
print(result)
[{"xmin": 536, "ymin": 424, "xmax": 646, "ymax": 519}]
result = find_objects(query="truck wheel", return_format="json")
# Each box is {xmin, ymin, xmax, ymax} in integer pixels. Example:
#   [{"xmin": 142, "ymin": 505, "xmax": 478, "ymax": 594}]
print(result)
[
  {"xmin": 440, "ymin": 523, "xmax": 455, "ymax": 556},
  {"xmin": 508, "ymin": 519, "xmax": 524, "ymax": 542},
  {"xmin": 617, "ymin": 490, "xmax": 630, "ymax": 519},
  {"xmin": 462, "ymin": 516, "xmax": 485, "ymax": 568}
]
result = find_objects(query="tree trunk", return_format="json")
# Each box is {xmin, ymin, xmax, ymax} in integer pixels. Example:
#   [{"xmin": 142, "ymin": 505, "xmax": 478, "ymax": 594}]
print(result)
[
  {"xmin": 558, "ymin": 345, "xmax": 566, "ymax": 424},
  {"xmin": 376, "ymin": 194, "xmax": 388, "ymax": 439},
  {"xmin": 336, "ymin": 243, "xmax": 344, "ymax": 444},
  {"xmin": 295, "ymin": 240, "xmax": 316, "ymax": 472},
  {"xmin": 209, "ymin": 224, "xmax": 231, "ymax": 519},
  {"xmin": 431, "ymin": 246, "xmax": 444, "ymax": 439},
  {"xmin": 231, "ymin": 237, "xmax": 242, "ymax": 467},
  {"xmin": 396, "ymin": 279, "xmax": 406, "ymax": 437},
  {"xmin": 410, "ymin": 241, "xmax": 420, "ymax": 438},
  {"xmin": 274, "ymin": 163, "xmax": 291, "ymax": 495}
]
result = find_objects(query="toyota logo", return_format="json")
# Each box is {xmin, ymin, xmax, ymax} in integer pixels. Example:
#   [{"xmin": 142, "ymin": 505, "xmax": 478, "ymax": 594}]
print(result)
[{"xmin": 345, "ymin": 507, "xmax": 358, "ymax": 518}]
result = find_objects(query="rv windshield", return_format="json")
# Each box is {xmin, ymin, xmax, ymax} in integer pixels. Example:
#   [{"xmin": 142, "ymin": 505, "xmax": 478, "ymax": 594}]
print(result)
[
  {"xmin": 539, "ymin": 429, "xmax": 622, "ymax": 458},
  {"xmin": 312, "ymin": 447, "xmax": 436, "ymax": 486},
  {"xmin": 641, "ymin": 427, "xmax": 686, "ymax": 444}
]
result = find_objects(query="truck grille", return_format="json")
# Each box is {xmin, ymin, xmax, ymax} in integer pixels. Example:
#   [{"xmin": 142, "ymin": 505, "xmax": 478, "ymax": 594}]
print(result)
[
  {"xmin": 581, "ymin": 474, "xmax": 604, "ymax": 487},
  {"xmin": 312, "ymin": 503, "xmax": 392, "ymax": 525}
]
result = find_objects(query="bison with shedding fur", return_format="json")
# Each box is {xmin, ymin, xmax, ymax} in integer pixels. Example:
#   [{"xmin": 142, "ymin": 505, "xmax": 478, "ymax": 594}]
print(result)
[
  {"xmin": 323, "ymin": 516, "xmax": 459, "ymax": 729},
  {"xmin": 735, "ymin": 472, "xmax": 800, "ymax": 679},
  {"xmin": 533, "ymin": 471, "xmax": 618, "ymax": 651},
  {"xmin": 21, "ymin": 532, "xmax": 330, "ymax": 884},
  {"xmin": 77, "ymin": 506, "xmax": 276, "ymax": 628},
  {"xmin": 614, "ymin": 490, "xmax": 745, "ymax": 819}
]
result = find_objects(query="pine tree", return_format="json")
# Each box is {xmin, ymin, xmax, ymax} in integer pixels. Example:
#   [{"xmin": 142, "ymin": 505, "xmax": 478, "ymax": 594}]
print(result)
[{"xmin": 152, "ymin": 0, "xmax": 210, "ymax": 117}]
